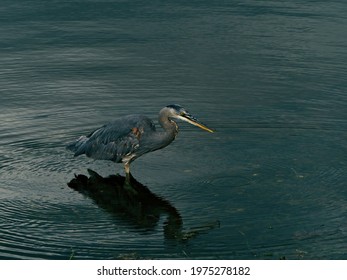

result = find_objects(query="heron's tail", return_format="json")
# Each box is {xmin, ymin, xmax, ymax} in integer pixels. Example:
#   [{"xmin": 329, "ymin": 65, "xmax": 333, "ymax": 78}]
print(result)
[{"xmin": 66, "ymin": 136, "xmax": 88, "ymax": 156}]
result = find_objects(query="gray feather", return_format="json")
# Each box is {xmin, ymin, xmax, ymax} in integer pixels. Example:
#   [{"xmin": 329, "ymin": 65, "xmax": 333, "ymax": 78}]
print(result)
[
  {"xmin": 66, "ymin": 105, "xmax": 207, "ymax": 172},
  {"xmin": 67, "ymin": 115, "xmax": 156, "ymax": 163}
]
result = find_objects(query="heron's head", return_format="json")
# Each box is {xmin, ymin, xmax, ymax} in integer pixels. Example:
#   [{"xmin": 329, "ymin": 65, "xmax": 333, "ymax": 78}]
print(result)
[{"xmin": 164, "ymin": 104, "xmax": 214, "ymax": 133}]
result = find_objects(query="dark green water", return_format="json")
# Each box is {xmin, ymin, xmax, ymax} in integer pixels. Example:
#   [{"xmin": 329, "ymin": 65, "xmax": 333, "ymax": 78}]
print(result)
[{"xmin": 0, "ymin": 0, "xmax": 346, "ymax": 259}]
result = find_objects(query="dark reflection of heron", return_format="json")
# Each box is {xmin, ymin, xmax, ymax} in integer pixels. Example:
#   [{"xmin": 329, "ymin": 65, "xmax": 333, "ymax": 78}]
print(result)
[
  {"xmin": 67, "ymin": 169, "xmax": 219, "ymax": 241},
  {"xmin": 66, "ymin": 105, "xmax": 214, "ymax": 181}
]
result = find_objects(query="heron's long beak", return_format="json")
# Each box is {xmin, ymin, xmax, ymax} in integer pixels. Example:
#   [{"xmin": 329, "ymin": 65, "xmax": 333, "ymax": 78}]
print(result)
[{"xmin": 177, "ymin": 113, "xmax": 214, "ymax": 133}]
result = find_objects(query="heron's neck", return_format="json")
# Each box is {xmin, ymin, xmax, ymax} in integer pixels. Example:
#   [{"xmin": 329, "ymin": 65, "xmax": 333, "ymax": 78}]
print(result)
[
  {"xmin": 158, "ymin": 114, "xmax": 178, "ymax": 138},
  {"xmin": 139, "ymin": 111, "xmax": 177, "ymax": 152}
]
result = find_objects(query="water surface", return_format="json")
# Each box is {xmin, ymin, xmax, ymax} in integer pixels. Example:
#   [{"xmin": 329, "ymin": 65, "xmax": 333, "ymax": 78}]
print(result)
[{"xmin": 0, "ymin": 0, "xmax": 346, "ymax": 259}]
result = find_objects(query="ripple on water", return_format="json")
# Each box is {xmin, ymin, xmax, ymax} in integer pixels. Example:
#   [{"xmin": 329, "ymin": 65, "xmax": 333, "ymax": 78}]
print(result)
[
  {"xmin": 0, "ymin": 177, "xmax": 186, "ymax": 259},
  {"xmin": 165, "ymin": 158, "xmax": 347, "ymax": 259},
  {"xmin": 0, "ymin": 199, "xmax": 135, "ymax": 259}
]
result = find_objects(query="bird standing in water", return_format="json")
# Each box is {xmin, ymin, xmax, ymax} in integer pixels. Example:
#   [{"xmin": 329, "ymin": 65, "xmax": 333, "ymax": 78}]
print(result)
[{"xmin": 67, "ymin": 105, "xmax": 214, "ymax": 179}]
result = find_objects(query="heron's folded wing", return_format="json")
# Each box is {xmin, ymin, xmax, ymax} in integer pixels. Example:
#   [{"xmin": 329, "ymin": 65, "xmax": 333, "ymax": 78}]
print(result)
[
  {"xmin": 82, "ymin": 125, "xmax": 139, "ymax": 162},
  {"xmin": 87, "ymin": 134, "xmax": 139, "ymax": 162},
  {"xmin": 80, "ymin": 115, "xmax": 155, "ymax": 162}
]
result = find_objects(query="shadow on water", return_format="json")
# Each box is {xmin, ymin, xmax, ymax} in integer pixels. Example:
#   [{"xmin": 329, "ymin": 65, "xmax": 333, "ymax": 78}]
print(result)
[{"xmin": 67, "ymin": 169, "xmax": 219, "ymax": 243}]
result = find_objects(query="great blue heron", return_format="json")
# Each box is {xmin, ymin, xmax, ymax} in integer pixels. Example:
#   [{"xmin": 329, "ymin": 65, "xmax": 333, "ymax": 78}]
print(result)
[{"xmin": 67, "ymin": 104, "xmax": 214, "ymax": 178}]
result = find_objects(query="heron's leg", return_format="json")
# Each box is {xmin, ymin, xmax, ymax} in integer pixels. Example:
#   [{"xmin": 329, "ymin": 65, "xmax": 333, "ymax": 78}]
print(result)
[
  {"xmin": 124, "ymin": 162, "xmax": 130, "ymax": 174},
  {"xmin": 124, "ymin": 162, "xmax": 130, "ymax": 183}
]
